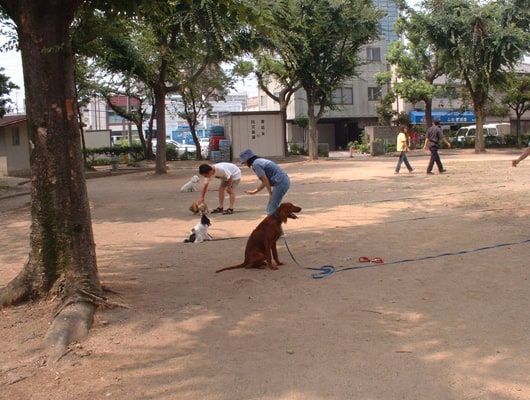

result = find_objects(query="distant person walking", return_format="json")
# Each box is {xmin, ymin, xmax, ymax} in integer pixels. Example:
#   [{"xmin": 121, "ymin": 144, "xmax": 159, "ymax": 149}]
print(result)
[
  {"xmin": 424, "ymin": 118, "xmax": 451, "ymax": 174},
  {"xmin": 395, "ymin": 125, "xmax": 414, "ymax": 175},
  {"xmin": 239, "ymin": 148, "xmax": 290, "ymax": 215},
  {"xmin": 198, "ymin": 162, "xmax": 241, "ymax": 215}
]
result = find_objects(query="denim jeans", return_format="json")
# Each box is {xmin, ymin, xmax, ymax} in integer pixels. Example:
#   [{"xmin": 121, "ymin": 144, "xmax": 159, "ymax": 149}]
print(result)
[
  {"xmin": 395, "ymin": 151, "xmax": 413, "ymax": 173},
  {"xmin": 267, "ymin": 176, "xmax": 291, "ymax": 215}
]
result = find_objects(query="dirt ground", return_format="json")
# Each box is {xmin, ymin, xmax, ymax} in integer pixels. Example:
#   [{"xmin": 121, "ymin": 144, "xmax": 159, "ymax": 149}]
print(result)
[{"xmin": 2, "ymin": 148, "xmax": 530, "ymax": 400}]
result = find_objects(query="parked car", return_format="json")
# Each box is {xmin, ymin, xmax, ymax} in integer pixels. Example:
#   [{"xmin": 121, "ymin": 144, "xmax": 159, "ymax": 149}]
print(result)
[
  {"xmin": 455, "ymin": 124, "xmax": 505, "ymax": 145},
  {"xmin": 152, "ymin": 139, "xmax": 196, "ymax": 156}
]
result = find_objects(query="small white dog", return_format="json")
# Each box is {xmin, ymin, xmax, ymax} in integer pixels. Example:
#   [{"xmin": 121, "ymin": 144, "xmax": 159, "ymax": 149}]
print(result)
[
  {"xmin": 180, "ymin": 175, "xmax": 200, "ymax": 192},
  {"xmin": 183, "ymin": 213, "xmax": 212, "ymax": 243}
]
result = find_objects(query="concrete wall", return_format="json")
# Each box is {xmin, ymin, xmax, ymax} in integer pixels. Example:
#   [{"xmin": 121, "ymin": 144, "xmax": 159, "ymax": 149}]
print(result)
[
  {"xmin": 0, "ymin": 120, "xmax": 31, "ymax": 177},
  {"xmin": 365, "ymin": 125, "xmax": 400, "ymax": 155}
]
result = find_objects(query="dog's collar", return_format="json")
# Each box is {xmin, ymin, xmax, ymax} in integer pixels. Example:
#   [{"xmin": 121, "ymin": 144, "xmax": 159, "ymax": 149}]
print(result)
[{"xmin": 272, "ymin": 212, "xmax": 281, "ymax": 221}]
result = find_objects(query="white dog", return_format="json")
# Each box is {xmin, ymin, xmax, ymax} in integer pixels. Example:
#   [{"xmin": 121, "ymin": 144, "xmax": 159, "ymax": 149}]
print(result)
[
  {"xmin": 180, "ymin": 175, "xmax": 200, "ymax": 192},
  {"xmin": 183, "ymin": 213, "xmax": 212, "ymax": 243}
]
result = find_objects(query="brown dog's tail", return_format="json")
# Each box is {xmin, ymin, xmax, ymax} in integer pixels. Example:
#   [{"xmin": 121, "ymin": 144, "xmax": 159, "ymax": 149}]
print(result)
[{"xmin": 216, "ymin": 263, "xmax": 245, "ymax": 273}]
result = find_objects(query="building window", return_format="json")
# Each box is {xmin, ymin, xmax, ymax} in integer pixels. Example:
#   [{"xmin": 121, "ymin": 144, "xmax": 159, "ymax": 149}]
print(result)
[
  {"xmin": 332, "ymin": 87, "xmax": 353, "ymax": 105},
  {"xmin": 260, "ymin": 95, "xmax": 267, "ymax": 107},
  {"xmin": 366, "ymin": 47, "xmax": 381, "ymax": 62},
  {"xmin": 11, "ymin": 127, "xmax": 20, "ymax": 146},
  {"xmin": 368, "ymin": 87, "xmax": 382, "ymax": 101},
  {"xmin": 108, "ymin": 110, "xmax": 124, "ymax": 124}
]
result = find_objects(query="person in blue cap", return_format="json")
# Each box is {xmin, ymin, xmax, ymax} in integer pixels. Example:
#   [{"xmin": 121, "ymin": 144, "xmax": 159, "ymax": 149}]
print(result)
[
  {"xmin": 239, "ymin": 148, "xmax": 291, "ymax": 215},
  {"xmin": 423, "ymin": 117, "xmax": 451, "ymax": 174}
]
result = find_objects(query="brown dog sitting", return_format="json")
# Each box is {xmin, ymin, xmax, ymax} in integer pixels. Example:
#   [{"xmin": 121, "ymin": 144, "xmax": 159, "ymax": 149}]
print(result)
[{"xmin": 216, "ymin": 202, "xmax": 302, "ymax": 273}]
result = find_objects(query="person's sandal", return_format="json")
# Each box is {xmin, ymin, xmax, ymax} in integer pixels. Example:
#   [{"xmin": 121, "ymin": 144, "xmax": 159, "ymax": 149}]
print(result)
[
  {"xmin": 211, "ymin": 207, "xmax": 223, "ymax": 213},
  {"xmin": 222, "ymin": 208, "xmax": 234, "ymax": 215}
]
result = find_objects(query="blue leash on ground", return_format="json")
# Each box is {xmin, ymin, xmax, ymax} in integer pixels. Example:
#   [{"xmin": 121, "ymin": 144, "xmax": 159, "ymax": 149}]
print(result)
[{"xmin": 283, "ymin": 237, "xmax": 530, "ymax": 280}]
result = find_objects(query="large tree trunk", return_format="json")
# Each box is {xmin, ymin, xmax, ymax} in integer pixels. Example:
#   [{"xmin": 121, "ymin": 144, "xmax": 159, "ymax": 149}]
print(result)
[
  {"xmin": 0, "ymin": 0, "xmax": 101, "ymax": 357},
  {"xmin": 306, "ymin": 91, "xmax": 319, "ymax": 161},
  {"xmin": 473, "ymin": 102, "xmax": 486, "ymax": 153},
  {"xmin": 424, "ymin": 99, "xmax": 433, "ymax": 131},
  {"xmin": 154, "ymin": 83, "xmax": 168, "ymax": 174},
  {"xmin": 307, "ymin": 109, "xmax": 319, "ymax": 161}
]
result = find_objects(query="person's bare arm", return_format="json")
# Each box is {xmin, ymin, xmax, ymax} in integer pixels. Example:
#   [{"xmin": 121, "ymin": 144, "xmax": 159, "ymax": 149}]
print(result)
[
  {"xmin": 198, "ymin": 182, "xmax": 209, "ymax": 203},
  {"xmin": 245, "ymin": 176, "xmax": 272, "ymax": 196}
]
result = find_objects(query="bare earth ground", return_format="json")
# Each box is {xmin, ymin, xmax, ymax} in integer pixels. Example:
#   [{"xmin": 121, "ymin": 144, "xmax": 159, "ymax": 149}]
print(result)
[{"xmin": 2, "ymin": 149, "xmax": 530, "ymax": 400}]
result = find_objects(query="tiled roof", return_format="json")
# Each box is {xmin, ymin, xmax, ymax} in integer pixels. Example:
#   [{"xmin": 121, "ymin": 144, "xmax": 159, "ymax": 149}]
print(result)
[{"xmin": 0, "ymin": 114, "xmax": 26, "ymax": 127}]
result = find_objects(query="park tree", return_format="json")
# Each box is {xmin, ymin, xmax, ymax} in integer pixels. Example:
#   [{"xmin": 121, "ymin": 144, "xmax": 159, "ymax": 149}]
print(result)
[
  {"xmin": 420, "ymin": 0, "xmax": 530, "ymax": 152},
  {"xmin": 502, "ymin": 73, "xmax": 530, "ymax": 146},
  {"xmin": 176, "ymin": 63, "xmax": 234, "ymax": 160},
  {"xmin": 72, "ymin": 11, "xmax": 155, "ymax": 159},
  {"xmin": 169, "ymin": 39, "xmax": 254, "ymax": 160},
  {"xmin": 253, "ymin": 39, "xmax": 301, "ymax": 154},
  {"xmin": 255, "ymin": 53, "xmax": 301, "ymax": 153},
  {"xmin": 75, "ymin": 2, "xmax": 270, "ymax": 167},
  {"xmin": 88, "ymin": 1, "xmax": 258, "ymax": 174},
  {"xmin": 374, "ymin": 71, "xmax": 397, "ymax": 125},
  {"xmin": 383, "ymin": 4, "xmax": 446, "ymax": 128},
  {"xmin": 268, "ymin": 0, "xmax": 383, "ymax": 160},
  {"xmin": 0, "ymin": 0, "xmax": 101, "ymax": 357},
  {"xmin": 0, "ymin": 0, "xmax": 259, "ymax": 358}
]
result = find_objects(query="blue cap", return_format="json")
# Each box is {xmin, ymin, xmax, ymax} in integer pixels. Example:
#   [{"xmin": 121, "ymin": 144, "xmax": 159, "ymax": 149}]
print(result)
[{"xmin": 239, "ymin": 148, "xmax": 256, "ymax": 164}]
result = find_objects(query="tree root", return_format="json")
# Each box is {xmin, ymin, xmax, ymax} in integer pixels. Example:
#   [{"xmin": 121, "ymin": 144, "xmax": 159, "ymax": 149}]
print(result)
[
  {"xmin": 46, "ymin": 288, "xmax": 129, "ymax": 362},
  {"xmin": 0, "ymin": 267, "xmax": 35, "ymax": 307},
  {"xmin": 45, "ymin": 301, "xmax": 96, "ymax": 363}
]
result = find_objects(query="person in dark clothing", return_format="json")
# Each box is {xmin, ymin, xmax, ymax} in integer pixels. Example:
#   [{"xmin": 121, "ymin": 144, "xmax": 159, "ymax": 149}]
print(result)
[{"xmin": 423, "ymin": 118, "xmax": 451, "ymax": 174}]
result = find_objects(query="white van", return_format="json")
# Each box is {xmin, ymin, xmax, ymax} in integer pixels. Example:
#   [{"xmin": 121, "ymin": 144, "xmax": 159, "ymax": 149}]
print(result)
[{"xmin": 455, "ymin": 124, "xmax": 506, "ymax": 144}]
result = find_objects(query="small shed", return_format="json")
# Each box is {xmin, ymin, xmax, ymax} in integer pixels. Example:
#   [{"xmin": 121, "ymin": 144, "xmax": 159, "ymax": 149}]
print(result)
[
  {"xmin": 219, "ymin": 111, "xmax": 284, "ymax": 160},
  {"xmin": 0, "ymin": 115, "xmax": 30, "ymax": 177}
]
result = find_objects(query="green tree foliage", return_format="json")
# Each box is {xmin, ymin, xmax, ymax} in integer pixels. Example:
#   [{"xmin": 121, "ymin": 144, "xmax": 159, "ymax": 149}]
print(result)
[
  {"xmin": 384, "ymin": 16, "xmax": 445, "ymax": 128},
  {"xmin": 374, "ymin": 71, "xmax": 396, "ymax": 125},
  {"xmin": 0, "ymin": 67, "xmax": 18, "ymax": 117},
  {"xmin": 265, "ymin": 0, "xmax": 383, "ymax": 160},
  {"xmin": 176, "ymin": 62, "xmax": 234, "ymax": 160},
  {"xmin": 75, "ymin": 0, "xmax": 259, "ymax": 172},
  {"xmin": 419, "ymin": 0, "xmax": 530, "ymax": 152},
  {"xmin": 251, "ymin": 3, "xmax": 302, "ymax": 152},
  {"xmin": 502, "ymin": 73, "xmax": 530, "ymax": 145}
]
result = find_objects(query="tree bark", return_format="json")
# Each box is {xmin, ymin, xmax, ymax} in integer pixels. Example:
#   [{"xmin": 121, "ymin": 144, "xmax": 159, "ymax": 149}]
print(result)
[
  {"xmin": 0, "ymin": 0, "xmax": 101, "ymax": 351},
  {"xmin": 154, "ymin": 83, "xmax": 168, "ymax": 174},
  {"xmin": 306, "ymin": 89, "xmax": 319, "ymax": 161},
  {"xmin": 473, "ymin": 99, "xmax": 486, "ymax": 153}
]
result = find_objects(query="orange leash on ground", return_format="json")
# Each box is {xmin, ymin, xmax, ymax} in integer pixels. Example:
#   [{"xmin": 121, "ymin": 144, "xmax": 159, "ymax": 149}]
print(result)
[{"xmin": 358, "ymin": 256, "xmax": 384, "ymax": 263}]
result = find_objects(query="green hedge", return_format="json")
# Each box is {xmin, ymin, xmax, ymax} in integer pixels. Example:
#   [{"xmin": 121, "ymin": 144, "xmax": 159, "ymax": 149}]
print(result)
[{"xmin": 84, "ymin": 144, "xmax": 145, "ymax": 166}]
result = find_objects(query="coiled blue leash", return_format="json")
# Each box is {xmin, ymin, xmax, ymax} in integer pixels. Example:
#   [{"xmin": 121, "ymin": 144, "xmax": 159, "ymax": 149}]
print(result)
[{"xmin": 284, "ymin": 237, "xmax": 530, "ymax": 280}]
